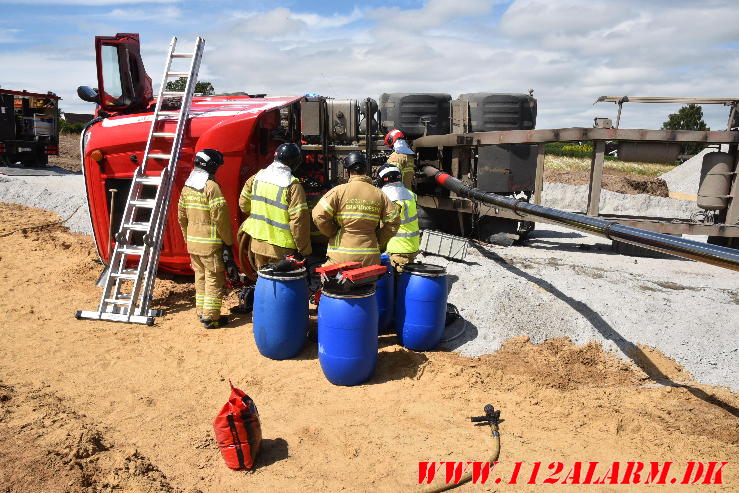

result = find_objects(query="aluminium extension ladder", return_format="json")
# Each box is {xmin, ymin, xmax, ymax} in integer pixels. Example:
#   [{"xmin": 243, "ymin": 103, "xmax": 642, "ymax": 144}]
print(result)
[{"xmin": 76, "ymin": 36, "xmax": 204, "ymax": 325}]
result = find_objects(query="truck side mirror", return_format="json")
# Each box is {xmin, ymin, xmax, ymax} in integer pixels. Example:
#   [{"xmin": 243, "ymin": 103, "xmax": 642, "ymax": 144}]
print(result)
[{"xmin": 77, "ymin": 86, "xmax": 99, "ymax": 104}]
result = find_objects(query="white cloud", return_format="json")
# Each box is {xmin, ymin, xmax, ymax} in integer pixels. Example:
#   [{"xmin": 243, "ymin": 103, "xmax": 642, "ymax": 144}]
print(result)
[
  {"xmin": 4, "ymin": 0, "xmax": 738, "ymax": 128},
  {"xmin": 292, "ymin": 8, "xmax": 363, "ymax": 29},
  {"xmin": 371, "ymin": 0, "xmax": 499, "ymax": 29},
  {"xmin": 200, "ymin": 0, "xmax": 738, "ymax": 130},
  {"xmin": 104, "ymin": 6, "xmax": 181, "ymax": 20},
  {"xmin": 230, "ymin": 8, "xmax": 308, "ymax": 37},
  {"xmin": 0, "ymin": 28, "xmax": 21, "ymax": 43}
]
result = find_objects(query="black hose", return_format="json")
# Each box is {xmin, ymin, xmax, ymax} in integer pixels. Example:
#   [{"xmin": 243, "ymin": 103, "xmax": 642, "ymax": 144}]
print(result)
[{"xmin": 422, "ymin": 166, "xmax": 739, "ymax": 272}]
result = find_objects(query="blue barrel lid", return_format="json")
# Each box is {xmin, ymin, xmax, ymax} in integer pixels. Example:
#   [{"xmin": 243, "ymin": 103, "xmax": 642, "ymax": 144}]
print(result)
[
  {"xmin": 257, "ymin": 267, "xmax": 307, "ymax": 280},
  {"xmin": 404, "ymin": 263, "xmax": 446, "ymax": 277},
  {"xmin": 322, "ymin": 284, "xmax": 376, "ymax": 299}
]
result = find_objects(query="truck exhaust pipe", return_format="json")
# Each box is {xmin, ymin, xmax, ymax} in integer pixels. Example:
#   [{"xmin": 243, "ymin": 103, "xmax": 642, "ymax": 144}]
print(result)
[{"xmin": 421, "ymin": 166, "xmax": 739, "ymax": 272}]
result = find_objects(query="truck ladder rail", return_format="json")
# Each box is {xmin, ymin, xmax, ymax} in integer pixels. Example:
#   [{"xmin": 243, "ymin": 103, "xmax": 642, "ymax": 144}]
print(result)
[{"xmin": 76, "ymin": 35, "xmax": 205, "ymax": 325}]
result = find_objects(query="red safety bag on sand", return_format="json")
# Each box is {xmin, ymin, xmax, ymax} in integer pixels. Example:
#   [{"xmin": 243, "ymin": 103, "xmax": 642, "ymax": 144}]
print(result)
[{"xmin": 213, "ymin": 381, "xmax": 262, "ymax": 470}]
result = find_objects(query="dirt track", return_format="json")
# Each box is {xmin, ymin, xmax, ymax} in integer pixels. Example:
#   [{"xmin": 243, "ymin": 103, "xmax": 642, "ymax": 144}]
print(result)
[
  {"xmin": 543, "ymin": 168, "xmax": 669, "ymax": 196},
  {"xmin": 0, "ymin": 203, "xmax": 737, "ymax": 492}
]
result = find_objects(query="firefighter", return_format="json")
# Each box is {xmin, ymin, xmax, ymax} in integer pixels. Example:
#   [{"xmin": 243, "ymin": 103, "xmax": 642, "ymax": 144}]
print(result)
[
  {"xmin": 177, "ymin": 149, "xmax": 235, "ymax": 329},
  {"xmin": 385, "ymin": 129, "xmax": 416, "ymax": 189},
  {"xmin": 312, "ymin": 151, "xmax": 400, "ymax": 267},
  {"xmin": 239, "ymin": 143, "xmax": 312, "ymax": 270},
  {"xmin": 377, "ymin": 163, "xmax": 421, "ymax": 272}
]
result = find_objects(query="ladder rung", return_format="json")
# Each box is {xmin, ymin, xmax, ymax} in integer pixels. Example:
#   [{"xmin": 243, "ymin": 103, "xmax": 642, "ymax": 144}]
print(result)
[
  {"xmin": 136, "ymin": 176, "xmax": 162, "ymax": 185},
  {"xmin": 148, "ymin": 153, "xmax": 172, "ymax": 160},
  {"xmin": 157, "ymin": 111, "xmax": 180, "ymax": 116},
  {"xmin": 152, "ymin": 132, "xmax": 176, "ymax": 138},
  {"xmin": 161, "ymin": 91, "xmax": 184, "ymax": 97},
  {"xmin": 111, "ymin": 272, "xmax": 138, "ymax": 280},
  {"xmin": 171, "ymin": 53, "xmax": 193, "ymax": 58},
  {"xmin": 130, "ymin": 199, "xmax": 157, "ymax": 208},
  {"xmin": 104, "ymin": 298, "xmax": 132, "ymax": 305},
  {"xmin": 124, "ymin": 222, "xmax": 151, "ymax": 232},
  {"xmin": 120, "ymin": 246, "xmax": 144, "ymax": 255},
  {"xmin": 167, "ymin": 72, "xmax": 189, "ymax": 77}
]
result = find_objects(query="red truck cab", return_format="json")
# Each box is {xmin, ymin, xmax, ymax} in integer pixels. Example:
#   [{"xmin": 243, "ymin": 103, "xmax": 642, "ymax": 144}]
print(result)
[{"xmin": 79, "ymin": 33, "xmax": 303, "ymax": 274}]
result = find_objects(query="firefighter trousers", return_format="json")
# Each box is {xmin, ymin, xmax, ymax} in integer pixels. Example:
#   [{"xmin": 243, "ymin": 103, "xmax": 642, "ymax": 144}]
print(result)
[
  {"xmin": 252, "ymin": 253, "xmax": 281, "ymax": 271},
  {"xmin": 389, "ymin": 252, "xmax": 418, "ymax": 273},
  {"xmin": 190, "ymin": 252, "xmax": 225, "ymax": 320}
]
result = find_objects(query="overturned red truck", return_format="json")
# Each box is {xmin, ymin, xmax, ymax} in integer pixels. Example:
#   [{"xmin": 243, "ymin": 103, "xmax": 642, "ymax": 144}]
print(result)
[{"xmin": 78, "ymin": 34, "xmax": 306, "ymax": 275}]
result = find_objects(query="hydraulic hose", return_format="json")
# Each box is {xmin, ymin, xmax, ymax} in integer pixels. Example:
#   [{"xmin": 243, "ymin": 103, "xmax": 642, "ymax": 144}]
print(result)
[
  {"xmin": 421, "ymin": 405, "xmax": 501, "ymax": 493},
  {"xmin": 422, "ymin": 166, "xmax": 739, "ymax": 272}
]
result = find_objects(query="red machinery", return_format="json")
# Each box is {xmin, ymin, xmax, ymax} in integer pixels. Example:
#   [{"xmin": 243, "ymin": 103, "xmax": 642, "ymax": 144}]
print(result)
[
  {"xmin": 79, "ymin": 33, "xmax": 304, "ymax": 275},
  {"xmin": 314, "ymin": 262, "xmax": 388, "ymax": 294}
]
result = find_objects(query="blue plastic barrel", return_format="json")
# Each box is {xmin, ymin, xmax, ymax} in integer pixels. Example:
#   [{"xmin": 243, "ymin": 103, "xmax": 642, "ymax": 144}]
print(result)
[
  {"xmin": 318, "ymin": 286, "xmax": 378, "ymax": 386},
  {"xmin": 253, "ymin": 267, "xmax": 308, "ymax": 360},
  {"xmin": 376, "ymin": 254, "xmax": 394, "ymax": 334},
  {"xmin": 395, "ymin": 263, "xmax": 448, "ymax": 351}
]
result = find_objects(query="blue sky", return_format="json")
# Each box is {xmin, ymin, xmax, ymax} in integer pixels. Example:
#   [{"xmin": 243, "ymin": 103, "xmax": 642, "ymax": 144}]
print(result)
[{"xmin": 1, "ymin": 0, "xmax": 738, "ymax": 130}]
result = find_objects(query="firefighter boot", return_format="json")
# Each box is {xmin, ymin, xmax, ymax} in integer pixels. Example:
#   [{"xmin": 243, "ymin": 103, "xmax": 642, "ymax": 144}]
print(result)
[{"xmin": 202, "ymin": 315, "xmax": 230, "ymax": 330}]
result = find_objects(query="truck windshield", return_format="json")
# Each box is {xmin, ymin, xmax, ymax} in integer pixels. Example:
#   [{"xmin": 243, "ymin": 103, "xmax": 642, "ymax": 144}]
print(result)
[{"xmin": 101, "ymin": 45, "xmax": 123, "ymax": 102}]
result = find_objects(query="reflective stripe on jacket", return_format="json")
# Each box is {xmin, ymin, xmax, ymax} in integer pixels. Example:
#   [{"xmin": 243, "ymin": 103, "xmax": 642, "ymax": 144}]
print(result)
[
  {"xmin": 387, "ymin": 193, "xmax": 420, "ymax": 254},
  {"xmin": 177, "ymin": 180, "xmax": 234, "ymax": 256}
]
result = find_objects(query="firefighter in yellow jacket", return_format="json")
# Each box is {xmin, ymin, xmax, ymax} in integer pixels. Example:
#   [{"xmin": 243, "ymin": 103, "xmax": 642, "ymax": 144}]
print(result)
[
  {"xmin": 385, "ymin": 129, "xmax": 416, "ymax": 189},
  {"xmin": 312, "ymin": 151, "xmax": 400, "ymax": 267},
  {"xmin": 177, "ymin": 149, "xmax": 234, "ymax": 329},
  {"xmin": 239, "ymin": 143, "xmax": 312, "ymax": 270},
  {"xmin": 377, "ymin": 163, "xmax": 421, "ymax": 272}
]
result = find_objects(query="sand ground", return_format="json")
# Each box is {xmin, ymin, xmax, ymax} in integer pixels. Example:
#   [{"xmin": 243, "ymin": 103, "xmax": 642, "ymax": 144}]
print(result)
[{"xmin": 0, "ymin": 203, "xmax": 737, "ymax": 492}]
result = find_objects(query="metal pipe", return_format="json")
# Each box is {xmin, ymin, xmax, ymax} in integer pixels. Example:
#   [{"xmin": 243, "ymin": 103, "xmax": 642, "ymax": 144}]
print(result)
[
  {"xmin": 422, "ymin": 165, "xmax": 739, "ymax": 272},
  {"xmin": 107, "ymin": 188, "xmax": 118, "ymax": 263}
]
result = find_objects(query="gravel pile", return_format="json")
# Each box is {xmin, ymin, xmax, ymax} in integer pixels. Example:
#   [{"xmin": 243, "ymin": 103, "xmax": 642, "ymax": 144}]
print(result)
[
  {"xmin": 0, "ymin": 170, "xmax": 91, "ymax": 235},
  {"xmin": 542, "ymin": 182, "xmax": 700, "ymax": 218},
  {"xmin": 431, "ymin": 225, "xmax": 739, "ymax": 391},
  {"xmin": 660, "ymin": 144, "xmax": 728, "ymax": 197}
]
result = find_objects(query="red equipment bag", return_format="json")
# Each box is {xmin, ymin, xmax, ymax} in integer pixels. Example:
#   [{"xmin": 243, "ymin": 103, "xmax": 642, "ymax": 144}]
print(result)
[{"xmin": 213, "ymin": 381, "xmax": 262, "ymax": 470}]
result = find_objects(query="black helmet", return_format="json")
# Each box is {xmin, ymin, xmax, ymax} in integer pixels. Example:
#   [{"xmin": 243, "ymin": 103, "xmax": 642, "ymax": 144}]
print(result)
[
  {"xmin": 343, "ymin": 151, "xmax": 367, "ymax": 173},
  {"xmin": 194, "ymin": 148, "xmax": 224, "ymax": 175},
  {"xmin": 275, "ymin": 143, "xmax": 301, "ymax": 170},
  {"xmin": 377, "ymin": 163, "xmax": 401, "ymax": 185}
]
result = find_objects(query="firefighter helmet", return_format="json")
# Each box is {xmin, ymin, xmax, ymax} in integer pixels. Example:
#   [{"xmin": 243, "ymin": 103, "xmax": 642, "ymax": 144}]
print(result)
[
  {"xmin": 377, "ymin": 163, "xmax": 402, "ymax": 185},
  {"xmin": 343, "ymin": 151, "xmax": 367, "ymax": 172},
  {"xmin": 275, "ymin": 143, "xmax": 302, "ymax": 170},
  {"xmin": 194, "ymin": 149, "xmax": 224, "ymax": 175},
  {"xmin": 384, "ymin": 129, "xmax": 405, "ymax": 148}
]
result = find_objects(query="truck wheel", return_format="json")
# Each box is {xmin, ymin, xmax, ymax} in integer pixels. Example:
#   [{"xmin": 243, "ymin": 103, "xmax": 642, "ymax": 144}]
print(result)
[{"xmin": 475, "ymin": 216, "xmax": 519, "ymax": 246}]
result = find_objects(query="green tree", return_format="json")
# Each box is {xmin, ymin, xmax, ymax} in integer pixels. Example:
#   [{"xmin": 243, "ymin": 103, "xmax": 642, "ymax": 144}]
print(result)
[
  {"xmin": 661, "ymin": 104, "xmax": 709, "ymax": 155},
  {"xmin": 165, "ymin": 77, "xmax": 215, "ymax": 96}
]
